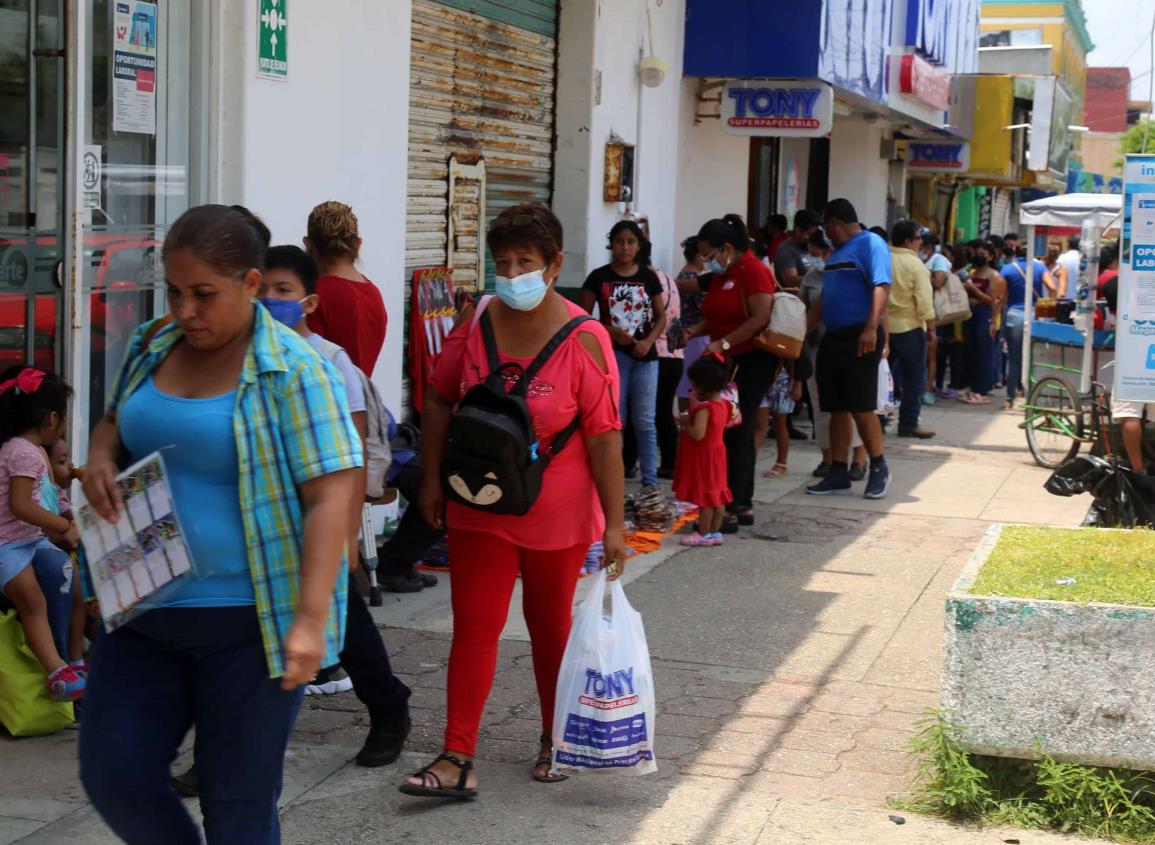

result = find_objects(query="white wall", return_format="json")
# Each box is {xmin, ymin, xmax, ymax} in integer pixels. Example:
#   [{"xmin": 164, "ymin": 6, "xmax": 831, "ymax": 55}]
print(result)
[
  {"xmin": 674, "ymin": 77, "xmax": 750, "ymax": 251},
  {"xmin": 555, "ymin": 0, "xmax": 688, "ymax": 284},
  {"xmin": 828, "ymin": 118, "xmax": 891, "ymax": 228},
  {"xmin": 217, "ymin": 0, "xmax": 411, "ymax": 411}
]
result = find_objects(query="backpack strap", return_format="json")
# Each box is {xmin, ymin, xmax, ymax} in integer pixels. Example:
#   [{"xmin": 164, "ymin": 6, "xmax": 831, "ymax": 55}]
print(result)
[
  {"xmin": 521, "ymin": 315, "xmax": 595, "ymax": 390},
  {"xmin": 478, "ymin": 308, "xmax": 502, "ymax": 373}
]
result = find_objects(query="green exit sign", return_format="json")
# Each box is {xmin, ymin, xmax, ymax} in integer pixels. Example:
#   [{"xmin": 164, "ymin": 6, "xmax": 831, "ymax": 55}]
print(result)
[{"xmin": 258, "ymin": 0, "xmax": 287, "ymax": 79}]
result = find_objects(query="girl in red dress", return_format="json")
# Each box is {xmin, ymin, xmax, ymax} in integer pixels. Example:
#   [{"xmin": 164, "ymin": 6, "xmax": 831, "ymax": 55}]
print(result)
[{"xmin": 674, "ymin": 353, "xmax": 733, "ymax": 547}]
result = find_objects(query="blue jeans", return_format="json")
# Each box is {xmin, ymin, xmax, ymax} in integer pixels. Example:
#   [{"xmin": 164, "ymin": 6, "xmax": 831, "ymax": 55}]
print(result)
[
  {"xmin": 614, "ymin": 351, "xmax": 659, "ymax": 487},
  {"xmin": 1004, "ymin": 308, "xmax": 1025, "ymax": 404},
  {"xmin": 0, "ymin": 542, "xmax": 74, "ymax": 659},
  {"xmin": 889, "ymin": 329, "xmax": 928, "ymax": 432},
  {"xmin": 80, "ymin": 607, "xmax": 304, "ymax": 845}
]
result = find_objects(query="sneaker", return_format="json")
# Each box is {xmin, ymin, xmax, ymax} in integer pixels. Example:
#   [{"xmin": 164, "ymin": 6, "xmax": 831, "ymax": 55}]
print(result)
[
  {"xmin": 922, "ymin": 391, "xmax": 936, "ymax": 406},
  {"xmin": 68, "ymin": 658, "xmax": 89, "ymax": 677},
  {"xmin": 849, "ymin": 462, "xmax": 867, "ymax": 482},
  {"xmin": 806, "ymin": 474, "xmax": 853, "ymax": 496},
  {"xmin": 812, "ymin": 462, "xmax": 830, "ymax": 478},
  {"xmin": 416, "ymin": 571, "xmax": 439, "ymax": 588},
  {"xmin": 382, "ymin": 573, "xmax": 425, "ymax": 593},
  {"xmin": 356, "ymin": 717, "xmax": 412, "ymax": 768},
  {"xmin": 704, "ymin": 533, "xmax": 724, "ymax": 547},
  {"xmin": 680, "ymin": 531, "xmax": 712, "ymax": 547},
  {"xmin": 898, "ymin": 428, "xmax": 936, "ymax": 439},
  {"xmin": 305, "ymin": 665, "xmax": 353, "ymax": 696},
  {"xmin": 864, "ymin": 462, "xmax": 891, "ymax": 500},
  {"xmin": 47, "ymin": 665, "xmax": 86, "ymax": 701}
]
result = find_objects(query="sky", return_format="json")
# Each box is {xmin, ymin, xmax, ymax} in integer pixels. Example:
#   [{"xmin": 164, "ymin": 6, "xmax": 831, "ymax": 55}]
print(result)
[{"xmin": 1083, "ymin": 0, "xmax": 1155, "ymax": 102}]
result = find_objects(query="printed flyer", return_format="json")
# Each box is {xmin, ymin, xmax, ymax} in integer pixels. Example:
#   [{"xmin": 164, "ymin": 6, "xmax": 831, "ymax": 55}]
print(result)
[
  {"xmin": 1114, "ymin": 154, "xmax": 1155, "ymax": 401},
  {"xmin": 76, "ymin": 452, "xmax": 194, "ymax": 629},
  {"xmin": 112, "ymin": 0, "xmax": 158, "ymax": 135}
]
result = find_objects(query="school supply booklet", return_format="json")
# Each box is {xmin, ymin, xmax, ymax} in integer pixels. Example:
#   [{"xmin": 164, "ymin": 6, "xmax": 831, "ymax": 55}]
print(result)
[{"xmin": 76, "ymin": 452, "xmax": 195, "ymax": 630}]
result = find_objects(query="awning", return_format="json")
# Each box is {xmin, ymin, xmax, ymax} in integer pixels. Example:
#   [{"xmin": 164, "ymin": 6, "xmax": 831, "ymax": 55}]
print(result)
[{"xmin": 1018, "ymin": 193, "xmax": 1123, "ymax": 229}]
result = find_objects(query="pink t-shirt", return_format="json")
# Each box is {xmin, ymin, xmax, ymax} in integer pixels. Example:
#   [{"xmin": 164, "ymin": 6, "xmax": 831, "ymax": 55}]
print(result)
[
  {"xmin": 429, "ymin": 299, "xmax": 621, "ymax": 550},
  {"xmin": 0, "ymin": 437, "xmax": 48, "ymax": 544}
]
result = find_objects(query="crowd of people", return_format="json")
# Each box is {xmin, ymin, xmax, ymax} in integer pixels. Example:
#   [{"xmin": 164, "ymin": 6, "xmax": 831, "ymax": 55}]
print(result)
[{"xmin": 0, "ymin": 192, "xmax": 1116, "ymax": 844}]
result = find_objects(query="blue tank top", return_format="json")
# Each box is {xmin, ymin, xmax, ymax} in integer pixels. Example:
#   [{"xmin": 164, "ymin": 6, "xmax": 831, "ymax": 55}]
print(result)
[{"xmin": 119, "ymin": 376, "xmax": 254, "ymax": 607}]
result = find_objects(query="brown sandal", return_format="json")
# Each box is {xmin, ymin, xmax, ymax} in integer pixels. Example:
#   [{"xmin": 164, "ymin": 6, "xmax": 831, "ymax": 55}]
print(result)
[{"xmin": 533, "ymin": 733, "xmax": 568, "ymax": 783}]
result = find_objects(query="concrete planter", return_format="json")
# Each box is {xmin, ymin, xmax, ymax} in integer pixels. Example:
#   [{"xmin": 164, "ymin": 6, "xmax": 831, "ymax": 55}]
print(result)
[{"xmin": 942, "ymin": 524, "xmax": 1155, "ymax": 770}]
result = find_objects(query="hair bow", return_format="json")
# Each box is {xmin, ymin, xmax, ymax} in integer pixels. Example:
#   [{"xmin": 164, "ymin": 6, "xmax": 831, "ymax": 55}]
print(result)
[{"xmin": 0, "ymin": 368, "xmax": 45, "ymax": 396}]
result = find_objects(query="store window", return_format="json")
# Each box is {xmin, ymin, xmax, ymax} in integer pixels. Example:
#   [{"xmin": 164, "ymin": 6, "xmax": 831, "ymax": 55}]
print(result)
[
  {"xmin": 76, "ymin": 0, "xmax": 195, "ymax": 431},
  {"xmin": 0, "ymin": 0, "xmax": 66, "ymax": 376}
]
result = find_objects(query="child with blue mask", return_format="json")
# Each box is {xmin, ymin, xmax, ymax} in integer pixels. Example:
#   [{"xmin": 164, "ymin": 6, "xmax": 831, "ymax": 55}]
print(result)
[{"xmin": 258, "ymin": 245, "xmax": 368, "ymax": 428}]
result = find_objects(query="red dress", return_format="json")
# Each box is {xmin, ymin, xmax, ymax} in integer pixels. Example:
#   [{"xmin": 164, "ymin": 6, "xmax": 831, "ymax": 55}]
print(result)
[
  {"xmin": 306, "ymin": 275, "xmax": 387, "ymax": 375},
  {"xmin": 673, "ymin": 400, "xmax": 733, "ymax": 508}
]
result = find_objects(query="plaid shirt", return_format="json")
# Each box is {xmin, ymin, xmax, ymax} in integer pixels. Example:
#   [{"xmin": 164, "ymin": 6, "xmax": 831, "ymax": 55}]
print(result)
[{"xmin": 106, "ymin": 305, "xmax": 363, "ymax": 677}]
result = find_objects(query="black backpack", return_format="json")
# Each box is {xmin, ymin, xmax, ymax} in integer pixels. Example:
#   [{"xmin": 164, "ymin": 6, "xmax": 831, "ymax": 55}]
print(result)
[{"xmin": 441, "ymin": 308, "xmax": 593, "ymax": 516}]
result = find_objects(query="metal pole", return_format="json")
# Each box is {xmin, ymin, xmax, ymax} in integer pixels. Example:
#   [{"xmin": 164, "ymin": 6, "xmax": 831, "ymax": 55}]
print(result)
[
  {"xmin": 1078, "ymin": 221, "xmax": 1101, "ymax": 395},
  {"xmin": 1022, "ymin": 223, "xmax": 1035, "ymax": 392},
  {"xmin": 24, "ymin": 0, "xmax": 39, "ymax": 364}
]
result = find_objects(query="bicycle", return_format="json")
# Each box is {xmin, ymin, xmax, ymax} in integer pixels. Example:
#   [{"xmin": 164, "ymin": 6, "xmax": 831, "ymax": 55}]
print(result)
[{"xmin": 1020, "ymin": 373, "xmax": 1114, "ymax": 469}]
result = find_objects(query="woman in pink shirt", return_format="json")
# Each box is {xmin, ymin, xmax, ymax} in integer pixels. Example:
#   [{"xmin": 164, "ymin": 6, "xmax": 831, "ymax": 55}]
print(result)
[{"xmin": 400, "ymin": 203, "xmax": 625, "ymax": 800}]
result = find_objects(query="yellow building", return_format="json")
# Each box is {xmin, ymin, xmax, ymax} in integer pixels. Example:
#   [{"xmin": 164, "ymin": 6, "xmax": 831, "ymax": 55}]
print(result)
[{"xmin": 980, "ymin": 1, "xmax": 1092, "ymax": 113}]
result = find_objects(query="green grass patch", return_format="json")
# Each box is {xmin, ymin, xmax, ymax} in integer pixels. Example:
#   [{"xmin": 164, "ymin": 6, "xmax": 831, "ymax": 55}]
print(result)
[
  {"xmin": 898, "ymin": 710, "xmax": 1155, "ymax": 843},
  {"xmin": 968, "ymin": 526, "xmax": 1155, "ymax": 607}
]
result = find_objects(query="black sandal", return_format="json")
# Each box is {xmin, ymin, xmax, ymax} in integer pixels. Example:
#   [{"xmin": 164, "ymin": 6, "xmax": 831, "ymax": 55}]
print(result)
[
  {"xmin": 533, "ymin": 733, "xmax": 568, "ymax": 784},
  {"xmin": 398, "ymin": 753, "xmax": 478, "ymax": 799}
]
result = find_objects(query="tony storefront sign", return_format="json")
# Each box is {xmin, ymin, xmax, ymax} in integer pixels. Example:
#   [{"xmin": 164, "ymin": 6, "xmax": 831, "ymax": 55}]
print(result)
[
  {"xmin": 721, "ymin": 80, "xmax": 834, "ymax": 138},
  {"xmin": 905, "ymin": 140, "xmax": 970, "ymax": 172}
]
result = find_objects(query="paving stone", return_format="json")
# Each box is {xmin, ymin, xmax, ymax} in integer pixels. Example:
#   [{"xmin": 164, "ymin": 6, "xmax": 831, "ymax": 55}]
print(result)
[
  {"xmin": 679, "ymin": 753, "xmax": 760, "ymax": 779},
  {"xmin": 885, "ymin": 689, "xmax": 942, "ymax": 714},
  {"xmin": 776, "ymin": 728, "xmax": 858, "ymax": 755},
  {"xmin": 759, "ymin": 747, "xmax": 841, "ymax": 777},
  {"xmin": 807, "ymin": 692, "xmax": 886, "ymax": 717},
  {"xmin": 660, "ymin": 695, "xmax": 738, "ymax": 719},
  {"xmin": 715, "ymin": 714, "xmax": 791, "ymax": 735},
  {"xmin": 658, "ymin": 714, "xmax": 725, "ymax": 738},
  {"xmin": 292, "ymin": 708, "xmax": 359, "ymax": 737},
  {"xmin": 855, "ymin": 727, "xmax": 914, "ymax": 752},
  {"xmin": 866, "ymin": 708, "xmax": 922, "ymax": 733},
  {"xmin": 737, "ymin": 694, "xmax": 808, "ymax": 718},
  {"xmin": 655, "ymin": 735, "xmax": 702, "ymax": 760},
  {"xmin": 837, "ymin": 747, "xmax": 914, "ymax": 777},
  {"xmin": 819, "ymin": 769, "xmax": 905, "ymax": 804}
]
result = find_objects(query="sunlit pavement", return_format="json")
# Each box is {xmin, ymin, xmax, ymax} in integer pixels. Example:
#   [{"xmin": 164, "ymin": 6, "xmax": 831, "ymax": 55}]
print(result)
[{"xmin": 1, "ymin": 401, "xmax": 1092, "ymax": 844}]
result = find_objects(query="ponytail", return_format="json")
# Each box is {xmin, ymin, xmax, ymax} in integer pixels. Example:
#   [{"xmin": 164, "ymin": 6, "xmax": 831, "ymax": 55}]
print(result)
[{"xmin": 697, "ymin": 214, "xmax": 750, "ymax": 253}]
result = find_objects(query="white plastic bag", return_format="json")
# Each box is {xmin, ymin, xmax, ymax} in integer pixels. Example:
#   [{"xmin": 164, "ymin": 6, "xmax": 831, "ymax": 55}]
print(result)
[
  {"xmin": 551, "ymin": 572, "xmax": 657, "ymax": 776},
  {"xmin": 877, "ymin": 358, "xmax": 896, "ymax": 414}
]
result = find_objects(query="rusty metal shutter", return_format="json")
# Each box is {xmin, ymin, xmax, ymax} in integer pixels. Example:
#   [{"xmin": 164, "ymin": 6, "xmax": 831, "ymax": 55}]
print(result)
[{"xmin": 406, "ymin": 0, "xmax": 558, "ymax": 293}]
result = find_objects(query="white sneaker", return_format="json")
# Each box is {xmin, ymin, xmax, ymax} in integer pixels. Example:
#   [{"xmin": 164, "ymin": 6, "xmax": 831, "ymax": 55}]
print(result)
[{"xmin": 304, "ymin": 666, "xmax": 353, "ymax": 696}]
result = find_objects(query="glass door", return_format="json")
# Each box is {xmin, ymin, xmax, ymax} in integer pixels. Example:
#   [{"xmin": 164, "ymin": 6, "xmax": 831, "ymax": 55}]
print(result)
[
  {"xmin": 0, "ymin": 0, "xmax": 66, "ymax": 375},
  {"xmin": 75, "ymin": 0, "xmax": 191, "ymax": 431}
]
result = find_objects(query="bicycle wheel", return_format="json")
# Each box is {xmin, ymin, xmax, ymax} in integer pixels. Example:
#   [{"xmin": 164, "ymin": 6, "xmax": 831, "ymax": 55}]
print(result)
[{"xmin": 1023, "ymin": 376, "xmax": 1084, "ymax": 469}]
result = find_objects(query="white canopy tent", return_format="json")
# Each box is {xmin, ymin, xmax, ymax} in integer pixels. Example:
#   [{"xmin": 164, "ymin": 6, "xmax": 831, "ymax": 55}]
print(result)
[{"xmin": 1019, "ymin": 193, "xmax": 1123, "ymax": 393}]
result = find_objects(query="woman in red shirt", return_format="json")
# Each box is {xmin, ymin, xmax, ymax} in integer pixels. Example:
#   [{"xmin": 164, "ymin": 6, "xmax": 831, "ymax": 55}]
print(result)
[
  {"xmin": 400, "ymin": 203, "xmax": 626, "ymax": 799},
  {"xmin": 304, "ymin": 201, "xmax": 387, "ymax": 375},
  {"xmin": 689, "ymin": 215, "xmax": 775, "ymax": 533}
]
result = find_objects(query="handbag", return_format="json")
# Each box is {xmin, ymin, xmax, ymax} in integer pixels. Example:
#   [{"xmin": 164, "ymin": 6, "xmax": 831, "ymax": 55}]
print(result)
[
  {"xmin": 661, "ymin": 272, "xmax": 687, "ymax": 351},
  {"xmin": 737, "ymin": 279, "xmax": 784, "ymax": 356},
  {"xmin": 0, "ymin": 609, "xmax": 74, "ymax": 736},
  {"xmin": 933, "ymin": 272, "xmax": 972, "ymax": 325}
]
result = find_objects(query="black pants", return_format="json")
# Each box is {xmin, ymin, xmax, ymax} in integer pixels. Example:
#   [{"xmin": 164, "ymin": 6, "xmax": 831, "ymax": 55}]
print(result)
[
  {"xmin": 656, "ymin": 357, "xmax": 682, "ymax": 472},
  {"xmin": 378, "ymin": 458, "xmax": 444, "ymax": 578},
  {"xmin": 726, "ymin": 349, "xmax": 779, "ymax": 511},
  {"xmin": 936, "ymin": 333, "xmax": 964, "ymax": 391},
  {"xmin": 340, "ymin": 572, "xmax": 411, "ymax": 728}
]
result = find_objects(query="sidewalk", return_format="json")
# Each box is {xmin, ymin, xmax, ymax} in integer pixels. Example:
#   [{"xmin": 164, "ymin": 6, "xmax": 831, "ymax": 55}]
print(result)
[{"xmin": 1, "ymin": 402, "xmax": 1090, "ymax": 844}]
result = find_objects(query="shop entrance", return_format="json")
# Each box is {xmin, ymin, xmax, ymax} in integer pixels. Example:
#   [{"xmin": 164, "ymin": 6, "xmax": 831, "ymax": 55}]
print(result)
[{"xmin": 0, "ymin": 0, "xmax": 66, "ymax": 375}]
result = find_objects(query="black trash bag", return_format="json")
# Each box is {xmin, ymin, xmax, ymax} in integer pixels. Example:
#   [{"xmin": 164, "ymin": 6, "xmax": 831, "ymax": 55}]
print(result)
[
  {"xmin": 1045, "ymin": 454, "xmax": 1113, "ymax": 497},
  {"xmin": 1048, "ymin": 456, "xmax": 1155, "ymax": 528}
]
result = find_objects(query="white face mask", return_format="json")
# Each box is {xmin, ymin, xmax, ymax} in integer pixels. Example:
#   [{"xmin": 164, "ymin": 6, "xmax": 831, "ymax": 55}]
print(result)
[{"xmin": 495, "ymin": 268, "xmax": 550, "ymax": 311}]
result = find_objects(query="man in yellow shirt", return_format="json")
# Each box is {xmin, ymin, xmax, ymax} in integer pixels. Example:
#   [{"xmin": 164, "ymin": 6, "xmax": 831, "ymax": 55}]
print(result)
[{"xmin": 888, "ymin": 221, "xmax": 937, "ymax": 439}]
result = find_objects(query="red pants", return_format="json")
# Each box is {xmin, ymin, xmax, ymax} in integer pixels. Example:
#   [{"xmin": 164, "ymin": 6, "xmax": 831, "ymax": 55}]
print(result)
[{"xmin": 444, "ymin": 529, "xmax": 586, "ymax": 757}]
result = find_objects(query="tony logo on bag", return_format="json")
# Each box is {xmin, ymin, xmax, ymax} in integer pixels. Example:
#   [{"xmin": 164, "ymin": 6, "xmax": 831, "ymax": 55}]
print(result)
[
  {"xmin": 552, "ymin": 573, "xmax": 657, "ymax": 776},
  {"xmin": 580, "ymin": 668, "xmax": 638, "ymax": 709}
]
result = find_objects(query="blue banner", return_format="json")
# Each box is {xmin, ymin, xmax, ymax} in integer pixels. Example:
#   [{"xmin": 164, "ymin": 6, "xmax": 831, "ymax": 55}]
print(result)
[{"xmin": 1114, "ymin": 155, "xmax": 1155, "ymax": 401}]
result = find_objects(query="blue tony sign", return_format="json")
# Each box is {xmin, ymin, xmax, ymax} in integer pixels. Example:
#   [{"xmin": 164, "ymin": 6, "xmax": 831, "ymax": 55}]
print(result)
[
  {"xmin": 721, "ymin": 81, "xmax": 834, "ymax": 137},
  {"xmin": 905, "ymin": 140, "xmax": 970, "ymax": 172}
]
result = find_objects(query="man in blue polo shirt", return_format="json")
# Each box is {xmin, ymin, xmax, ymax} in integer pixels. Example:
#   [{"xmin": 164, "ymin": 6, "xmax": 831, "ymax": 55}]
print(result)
[{"xmin": 806, "ymin": 198, "xmax": 892, "ymax": 499}]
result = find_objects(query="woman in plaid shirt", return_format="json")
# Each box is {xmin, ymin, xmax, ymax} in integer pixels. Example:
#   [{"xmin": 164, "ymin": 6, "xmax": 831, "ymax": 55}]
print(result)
[{"xmin": 78, "ymin": 205, "xmax": 363, "ymax": 845}]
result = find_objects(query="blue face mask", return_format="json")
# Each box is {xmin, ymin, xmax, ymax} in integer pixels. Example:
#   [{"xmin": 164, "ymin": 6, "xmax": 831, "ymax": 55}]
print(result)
[
  {"xmin": 495, "ymin": 269, "xmax": 549, "ymax": 311},
  {"xmin": 703, "ymin": 258, "xmax": 724, "ymax": 275},
  {"xmin": 260, "ymin": 297, "xmax": 305, "ymax": 328}
]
